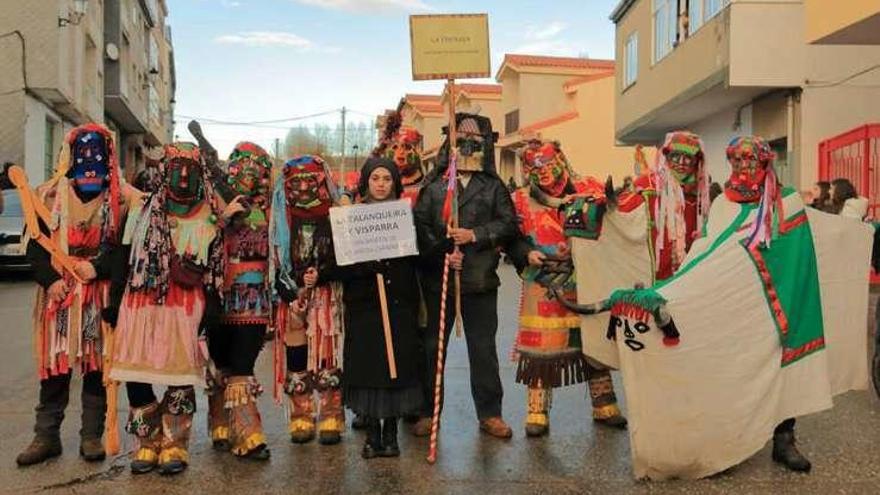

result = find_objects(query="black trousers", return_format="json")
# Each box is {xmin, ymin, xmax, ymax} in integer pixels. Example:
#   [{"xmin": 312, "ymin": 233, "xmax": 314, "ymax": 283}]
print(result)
[
  {"xmin": 207, "ymin": 323, "xmax": 266, "ymax": 376},
  {"xmin": 420, "ymin": 287, "xmax": 503, "ymax": 420},
  {"xmin": 125, "ymin": 382, "xmax": 195, "ymax": 408},
  {"xmin": 35, "ymin": 371, "xmax": 105, "ymax": 439}
]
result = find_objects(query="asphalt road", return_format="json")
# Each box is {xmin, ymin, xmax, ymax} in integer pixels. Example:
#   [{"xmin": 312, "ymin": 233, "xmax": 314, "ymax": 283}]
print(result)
[{"xmin": 0, "ymin": 267, "xmax": 878, "ymax": 495}]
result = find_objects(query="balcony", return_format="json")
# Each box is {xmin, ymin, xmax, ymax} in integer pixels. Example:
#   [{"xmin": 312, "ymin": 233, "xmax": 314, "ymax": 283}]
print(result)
[{"xmin": 614, "ymin": 0, "xmax": 806, "ymax": 144}]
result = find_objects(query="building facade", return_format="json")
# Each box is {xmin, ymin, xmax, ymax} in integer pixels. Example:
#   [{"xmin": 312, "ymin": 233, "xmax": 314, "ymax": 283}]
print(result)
[
  {"xmin": 611, "ymin": 0, "xmax": 880, "ymax": 189},
  {"xmin": 0, "ymin": 0, "xmax": 174, "ymax": 184},
  {"xmin": 495, "ymin": 54, "xmax": 645, "ymax": 186}
]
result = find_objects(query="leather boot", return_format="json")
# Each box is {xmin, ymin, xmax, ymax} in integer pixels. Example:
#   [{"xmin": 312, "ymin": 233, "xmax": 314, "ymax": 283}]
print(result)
[
  {"xmin": 316, "ymin": 369, "xmax": 344, "ymax": 445},
  {"xmin": 17, "ymin": 375, "xmax": 70, "ymax": 466},
  {"xmin": 158, "ymin": 387, "xmax": 196, "ymax": 476},
  {"xmin": 207, "ymin": 379, "xmax": 229, "ymax": 450},
  {"xmin": 361, "ymin": 418, "xmax": 382, "ymax": 459},
  {"xmin": 15, "ymin": 437, "xmax": 62, "ymax": 467},
  {"xmin": 285, "ymin": 371, "xmax": 316, "ymax": 443},
  {"xmin": 226, "ymin": 376, "xmax": 269, "ymax": 460},
  {"xmin": 587, "ymin": 368, "xmax": 627, "ymax": 429},
  {"xmin": 79, "ymin": 372, "xmax": 106, "ymax": 462},
  {"xmin": 126, "ymin": 402, "xmax": 162, "ymax": 474},
  {"xmin": 479, "ymin": 417, "xmax": 513, "ymax": 439},
  {"xmin": 772, "ymin": 429, "xmax": 812, "ymax": 472},
  {"xmin": 525, "ymin": 387, "xmax": 551, "ymax": 437},
  {"xmin": 380, "ymin": 418, "xmax": 400, "ymax": 457}
]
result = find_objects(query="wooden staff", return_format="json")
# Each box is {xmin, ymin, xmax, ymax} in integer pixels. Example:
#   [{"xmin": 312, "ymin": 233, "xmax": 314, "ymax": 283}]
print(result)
[
  {"xmin": 101, "ymin": 320, "xmax": 120, "ymax": 455},
  {"xmin": 426, "ymin": 252, "xmax": 452, "ymax": 464},
  {"xmin": 8, "ymin": 166, "xmax": 85, "ymax": 283},
  {"xmin": 447, "ymin": 80, "xmax": 464, "ymax": 339},
  {"xmin": 375, "ymin": 273, "xmax": 398, "ymax": 379}
]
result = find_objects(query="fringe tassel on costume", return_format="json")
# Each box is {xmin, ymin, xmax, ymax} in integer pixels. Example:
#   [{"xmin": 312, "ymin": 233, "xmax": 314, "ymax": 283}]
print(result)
[{"xmin": 515, "ymin": 352, "xmax": 588, "ymax": 389}]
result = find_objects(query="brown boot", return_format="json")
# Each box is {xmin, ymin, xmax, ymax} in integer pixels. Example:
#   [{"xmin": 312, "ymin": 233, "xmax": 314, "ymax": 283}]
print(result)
[
  {"xmin": 126, "ymin": 402, "xmax": 162, "ymax": 474},
  {"xmin": 79, "ymin": 437, "xmax": 105, "ymax": 462},
  {"xmin": 207, "ymin": 380, "xmax": 229, "ymax": 450},
  {"xmin": 410, "ymin": 417, "xmax": 433, "ymax": 437},
  {"xmin": 226, "ymin": 376, "xmax": 269, "ymax": 460},
  {"xmin": 158, "ymin": 387, "xmax": 195, "ymax": 476},
  {"xmin": 479, "ymin": 417, "xmax": 513, "ymax": 439},
  {"xmin": 16, "ymin": 437, "xmax": 62, "ymax": 467},
  {"xmin": 588, "ymin": 369, "xmax": 627, "ymax": 429},
  {"xmin": 285, "ymin": 371, "xmax": 316, "ymax": 444},
  {"xmin": 525, "ymin": 387, "xmax": 551, "ymax": 437},
  {"xmin": 316, "ymin": 369, "xmax": 344, "ymax": 446}
]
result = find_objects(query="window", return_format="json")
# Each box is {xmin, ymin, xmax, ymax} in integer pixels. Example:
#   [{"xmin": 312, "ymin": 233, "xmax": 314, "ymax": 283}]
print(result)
[
  {"xmin": 653, "ymin": 0, "xmax": 677, "ymax": 63},
  {"xmin": 624, "ymin": 32, "xmax": 638, "ymax": 88},
  {"xmin": 44, "ymin": 119, "xmax": 57, "ymax": 180},
  {"xmin": 688, "ymin": 0, "xmax": 730, "ymax": 35},
  {"xmin": 149, "ymin": 85, "xmax": 160, "ymax": 126}
]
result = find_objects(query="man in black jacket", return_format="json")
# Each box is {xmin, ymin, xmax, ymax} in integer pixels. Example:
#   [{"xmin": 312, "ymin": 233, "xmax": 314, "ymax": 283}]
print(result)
[{"xmin": 412, "ymin": 113, "xmax": 517, "ymax": 438}]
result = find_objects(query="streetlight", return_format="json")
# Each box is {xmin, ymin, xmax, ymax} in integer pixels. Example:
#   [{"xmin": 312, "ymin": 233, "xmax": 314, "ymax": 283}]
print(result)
[{"xmin": 59, "ymin": 0, "xmax": 88, "ymax": 27}]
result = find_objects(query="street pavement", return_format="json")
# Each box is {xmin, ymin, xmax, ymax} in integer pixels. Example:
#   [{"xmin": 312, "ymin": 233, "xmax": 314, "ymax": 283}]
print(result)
[{"xmin": 0, "ymin": 266, "xmax": 878, "ymax": 495}]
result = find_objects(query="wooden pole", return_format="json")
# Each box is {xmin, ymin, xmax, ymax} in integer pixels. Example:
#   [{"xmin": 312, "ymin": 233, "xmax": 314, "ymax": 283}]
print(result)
[
  {"xmin": 376, "ymin": 273, "xmax": 398, "ymax": 379},
  {"xmin": 446, "ymin": 79, "xmax": 464, "ymax": 338},
  {"xmin": 426, "ymin": 253, "xmax": 451, "ymax": 464}
]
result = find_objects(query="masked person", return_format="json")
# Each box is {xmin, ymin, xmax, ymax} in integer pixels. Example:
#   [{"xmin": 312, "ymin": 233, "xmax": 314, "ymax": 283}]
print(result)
[
  {"xmin": 412, "ymin": 113, "xmax": 518, "ymax": 438},
  {"xmin": 373, "ymin": 108, "xmax": 426, "ymax": 207},
  {"xmin": 16, "ymin": 124, "xmax": 130, "ymax": 466},
  {"xmin": 204, "ymin": 142, "xmax": 273, "ymax": 460},
  {"xmin": 506, "ymin": 140, "xmax": 627, "ymax": 437},
  {"xmin": 271, "ymin": 155, "xmax": 345, "ymax": 446},
  {"xmin": 617, "ymin": 131, "xmax": 710, "ymax": 281},
  {"xmin": 111, "ymin": 142, "xmax": 225, "ymax": 476}
]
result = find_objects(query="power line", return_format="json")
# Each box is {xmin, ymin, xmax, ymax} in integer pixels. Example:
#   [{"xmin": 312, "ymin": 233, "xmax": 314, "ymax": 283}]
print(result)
[{"xmin": 177, "ymin": 108, "xmax": 342, "ymax": 126}]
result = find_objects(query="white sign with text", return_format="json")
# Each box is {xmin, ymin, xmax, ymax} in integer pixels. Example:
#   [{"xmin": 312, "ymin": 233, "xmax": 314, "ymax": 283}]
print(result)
[{"xmin": 330, "ymin": 200, "xmax": 419, "ymax": 266}]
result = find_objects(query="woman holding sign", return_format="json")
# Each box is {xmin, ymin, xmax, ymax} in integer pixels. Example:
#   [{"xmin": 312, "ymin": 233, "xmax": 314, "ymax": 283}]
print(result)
[{"xmin": 314, "ymin": 157, "xmax": 422, "ymax": 459}]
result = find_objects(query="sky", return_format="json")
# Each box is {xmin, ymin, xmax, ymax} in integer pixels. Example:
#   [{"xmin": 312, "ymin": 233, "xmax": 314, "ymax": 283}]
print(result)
[{"xmin": 169, "ymin": 0, "xmax": 621, "ymax": 157}]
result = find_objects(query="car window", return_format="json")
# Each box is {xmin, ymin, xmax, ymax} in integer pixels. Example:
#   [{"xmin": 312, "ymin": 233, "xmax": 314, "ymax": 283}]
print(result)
[{"xmin": 1, "ymin": 191, "xmax": 22, "ymax": 217}]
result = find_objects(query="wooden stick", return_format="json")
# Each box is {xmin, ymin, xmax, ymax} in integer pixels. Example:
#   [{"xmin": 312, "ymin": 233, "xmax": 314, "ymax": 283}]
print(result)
[
  {"xmin": 446, "ymin": 79, "xmax": 464, "ymax": 338},
  {"xmin": 427, "ymin": 253, "xmax": 451, "ymax": 464},
  {"xmin": 101, "ymin": 320, "xmax": 120, "ymax": 455},
  {"xmin": 376, "ymin": 273, "xmax": 398, "ymax": 379}
]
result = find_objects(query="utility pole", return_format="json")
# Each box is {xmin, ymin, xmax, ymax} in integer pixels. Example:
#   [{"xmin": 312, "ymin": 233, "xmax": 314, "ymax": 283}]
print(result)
[
  {"xmin": 339, "ymin": 106, "xmax": 347, "ymax": 188},
  {"xmin": 274, "ymin": 138, "xmax": 281, "ymax": 165}
]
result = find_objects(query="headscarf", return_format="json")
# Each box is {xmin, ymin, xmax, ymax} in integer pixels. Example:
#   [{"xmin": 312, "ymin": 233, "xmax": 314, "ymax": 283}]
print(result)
[{"xmin": 358, "ymin": 157, "xmax": 403, "ymax": 200}]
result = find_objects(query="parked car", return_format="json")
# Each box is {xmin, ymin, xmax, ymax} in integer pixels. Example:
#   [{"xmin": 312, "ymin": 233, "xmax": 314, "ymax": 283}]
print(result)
[{"xmin": 0, "ymin": 190, "xmax": 28, "ymax": 269}]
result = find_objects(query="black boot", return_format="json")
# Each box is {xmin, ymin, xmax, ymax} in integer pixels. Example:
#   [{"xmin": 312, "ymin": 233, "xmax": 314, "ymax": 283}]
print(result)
[
  {"xmin": 772, "ymin": 423, "xmax": 811, "ymax": 472},
  {"xmin": 380, "ymin": 417, "xmax": 400, "ymax": 457},
  {"xmin": 361, "ymin": 418, "xmax": 381, "ymax": 459}
]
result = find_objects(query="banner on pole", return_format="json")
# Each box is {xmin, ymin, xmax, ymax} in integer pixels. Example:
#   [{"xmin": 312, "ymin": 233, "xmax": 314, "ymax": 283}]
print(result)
[
  {"xmin": 330, "ymin": 200, "xmax": 419, "ymax": 266},
  {"xmin": 409, "ymin": 14, "xmax": 490, "ymax": 80}
]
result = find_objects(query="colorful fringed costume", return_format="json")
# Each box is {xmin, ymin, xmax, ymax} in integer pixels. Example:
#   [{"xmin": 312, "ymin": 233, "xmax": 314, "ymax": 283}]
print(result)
[
  {"xmin": 587, "ymin": 136, "xmax": 871, "ymax": 479},
  {"xmin": 270, "ymin": 155, "xmax": 345, "ymax": 445},
  {"xmin": 17, "ymin": 123, "xmax": 131, "ymax": 466},
  {"xmin": 615, "ymin": 131, "xmax": 709, "ymax": 281},
  {"xmin": 111, "ymin": 142, "xmax": 224, "ymax": 476},
  {"xmin": 204, "ymin": 142, "xmax": 273, "ymax": 459},
  {"xmin": 507, "ymin": 140, "xmax": 626, "ymax": 435},
  {"xmin": 564, "ymin": 132, "xmax": 709, "ymax": 370}
]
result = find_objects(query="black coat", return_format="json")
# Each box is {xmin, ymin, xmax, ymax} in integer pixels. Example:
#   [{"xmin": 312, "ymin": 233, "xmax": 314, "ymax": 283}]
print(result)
[
  {"xmin": 414, "ymin": 172, "xmax": 518, "ymax": 294},
  {"xmin": 329, "ymin": 257, "xmax": 421, "ymax": 389}
]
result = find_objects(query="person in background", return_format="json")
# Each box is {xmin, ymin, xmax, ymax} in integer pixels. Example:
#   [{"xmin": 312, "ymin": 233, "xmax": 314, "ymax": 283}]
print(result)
[
  {"xmin": 709, "ymin": 182, "xmax": 723, "ymax": 203},
  {"xmin": 808, "ymin": 181, "xmax": 831, "ymax": 212},
  {"xmin": 830, "ymin": 178, "xmax": 868, "ymax": 219}
]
